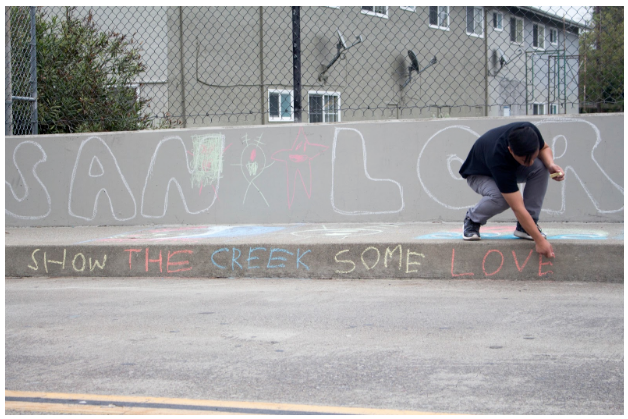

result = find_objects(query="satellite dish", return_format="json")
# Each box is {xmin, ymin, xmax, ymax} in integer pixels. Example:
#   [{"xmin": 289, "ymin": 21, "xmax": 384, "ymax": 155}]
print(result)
[
  {"xmin": 402, "ymin": 50, "xmax": 437, "ymax": 88},
  {"xmin": 408, "ymin": 50, "xmax": 420, "ymax": 73},
  {"xmin": 338, "ymin": 29, "xmax": 348, "ymax": 49},
  {"xmin": 319, "ymin": 29, "xmax": 364, "ymax": 83}
]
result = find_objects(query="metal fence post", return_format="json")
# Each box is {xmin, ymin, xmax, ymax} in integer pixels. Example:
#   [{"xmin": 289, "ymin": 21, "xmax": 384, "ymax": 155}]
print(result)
[
  {"xmin": 291, "ymin": 6, "xmax": 301, "ymax": 123},
  {"xmin": 5, "ymin": 6, "xmax": 13, "ymax": 135},
  {"xmin": 179, "ymin": 6, "xmax": 187, "ymax": 128},
  {"xmin": 29, "ymin": 6, "xmax": 37, "ymax": 135},
  {"xmin": 259, "ymin": 6, "xmax": 265, "ymax": 125}
]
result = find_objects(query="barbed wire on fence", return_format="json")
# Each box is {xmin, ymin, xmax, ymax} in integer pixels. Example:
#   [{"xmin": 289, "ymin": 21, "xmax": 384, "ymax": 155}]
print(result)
[{"xmin": 5, "ymin": 6, "xmax": 623, "ymax": 135}]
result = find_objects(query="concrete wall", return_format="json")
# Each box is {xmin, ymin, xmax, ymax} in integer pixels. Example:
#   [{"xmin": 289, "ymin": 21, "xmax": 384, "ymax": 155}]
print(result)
[{"xmin": 5, "ymin": 114, "xmax": 623, "ymax": 227}]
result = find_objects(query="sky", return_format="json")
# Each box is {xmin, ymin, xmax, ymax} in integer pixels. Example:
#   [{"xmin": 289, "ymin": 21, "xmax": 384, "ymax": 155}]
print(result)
[{"xmin": 529, "ymin": 6, "xmax": 593, "ymax": 25}]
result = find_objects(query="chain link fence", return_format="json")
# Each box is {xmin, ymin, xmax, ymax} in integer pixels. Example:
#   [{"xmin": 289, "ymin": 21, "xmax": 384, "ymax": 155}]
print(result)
[
  {"xmin": 5, "ymin": 6, "xmax": 623, "ymax": 135},
  {"xmin": 6, "ymin": 6, "xmax": 37, "ymax": 135}
]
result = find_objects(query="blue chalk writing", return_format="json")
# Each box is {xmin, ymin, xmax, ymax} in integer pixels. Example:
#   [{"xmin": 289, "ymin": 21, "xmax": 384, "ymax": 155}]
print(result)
[
  {"xmin": 211, "ymin": 248, "xmax": 229, "ymax": 269},
  {"xmin": 248, "ymin": 247, "xmax": 266, "ymax": 269},
  {"xmin": 232, "ymin": 248, "xmax": 243, "ymax": 270},
  {"xmin": 297, "ymin": 249, "xmax": 311, "ymax": 271},
  {"xmin": 267, "ymin": 248, "xmax": 294, "ymax": 269}
]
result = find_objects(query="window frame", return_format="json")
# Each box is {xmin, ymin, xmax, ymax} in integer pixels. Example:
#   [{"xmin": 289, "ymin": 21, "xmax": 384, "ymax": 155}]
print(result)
[
  {"xmin": 361, "ymin": 6, "xmax": 388, "ymax": 19},
  {"xmin": 549, "ymin": 28, "xmax": 558, "ymax": 45},
  {"xmin": 308, "ymin": 91, "xmax": 341, "ymax": 123},
  {"xmin": 268, "ymin": 89, "xmax": 294, "ymax": 122},
  {"xmin": 549, "ymin": 103, "xmax": 558, "ymax": 115},
  {"xmin": 532, "ymin": 103, "xmax": 546, "ymax": 115},
  {"xmin": 466, "ymin": 6, "xmax": 484, "ymax": 38},
  {"xmin": 400, "ymin": 6, "xmax": 415, "ymax": 12},
  {"xmin": 429, "ymin": 6, "xmax": 450, "ymax": 31},
  {"xmin": 532, "ymin": 23, "xmax": 546, "ymax": 50},
  {"xmin": 510, "ymin": 16, "xmax": 524, "ymax": 44},
  {"xmin": 492, "ymin": 11, "xmax": 503, "ymax": 31}
]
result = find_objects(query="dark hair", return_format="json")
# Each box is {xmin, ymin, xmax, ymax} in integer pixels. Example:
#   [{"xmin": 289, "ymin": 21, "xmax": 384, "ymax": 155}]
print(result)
[{"xmin": 508, "ymin": 126, "xmax": 539, "ymax": 165}]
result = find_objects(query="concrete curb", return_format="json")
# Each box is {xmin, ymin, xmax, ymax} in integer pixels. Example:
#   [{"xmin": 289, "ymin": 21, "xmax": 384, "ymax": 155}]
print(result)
[{"xmin": 5, "ymin": 222, "xmax": 624, "ymax": 282}]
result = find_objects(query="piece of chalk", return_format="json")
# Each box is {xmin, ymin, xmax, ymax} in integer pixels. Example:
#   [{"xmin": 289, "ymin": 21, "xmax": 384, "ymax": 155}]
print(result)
[{"xmin": 550, "ymin": 172, "xmax": 563, "ymax": 179}]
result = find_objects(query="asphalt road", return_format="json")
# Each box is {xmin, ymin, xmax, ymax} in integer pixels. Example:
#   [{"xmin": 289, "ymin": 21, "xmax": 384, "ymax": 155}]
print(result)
[{"xmin": 5, "ymin": 278, "xmax": 624, "ymax": 415}]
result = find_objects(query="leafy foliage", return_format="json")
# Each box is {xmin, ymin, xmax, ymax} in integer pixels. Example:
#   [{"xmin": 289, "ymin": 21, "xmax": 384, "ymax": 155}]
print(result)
[
  {"xmin": 579, "ymin": 6, "xmax": 624, "ymax": 112},
  {"xmin": 36, "ymin": 7, "xmax": 151, "ymax": 133}
]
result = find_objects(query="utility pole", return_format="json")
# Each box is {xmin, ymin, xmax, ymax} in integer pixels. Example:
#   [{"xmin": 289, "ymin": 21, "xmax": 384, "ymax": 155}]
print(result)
[
  {"xmin": 291, "ymin": 6, "xmax": 302, "ymax": 122},
  {"xmin": 29, "ymin": 6, "xmax": 37, "ymax": 134}
]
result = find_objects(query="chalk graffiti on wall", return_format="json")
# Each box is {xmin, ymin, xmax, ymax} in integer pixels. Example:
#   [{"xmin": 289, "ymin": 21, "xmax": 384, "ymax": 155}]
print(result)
[
  {"xmin": 417, "ymin": 125, "xmax": 480, "ymax": 210},
  {"xmin": 141, "ymin": 135, "xmax": 225, "ymax": 218},
  {"xmin": 272, "ymin": 127, "xmax": 328, "ymax": 209},
  {"xmin": 415, "ymin": 225, "xmax": 610, "ymax": 240},
  {"xmin": 189, "ymin": 134, "xmax": 225, "ymax": 193},
  {"xmin": 4, "ymin": 117, "xmax": 623, "ymax": 224},
  {"xmin": 79, "ymin": 225, "xmax": 286, "ymax": 244},
  {"xmin": 334, "ymin": 245, "xmax": 425, "ymax": 274},
  {"xmin": 290, "ymin": 224, "xmax": 401, "ymax": 240},
  {"xmin": 331, "ymin": 128, "xmax": 405, "ymax": 215},
  {"xmin": 69, "ymin": 136, "xmax": 137, "ymax": 221},
  {"xmin": 233, "ymin": 134, "xmax": 275, "ymax": 206},
  {"xmin": 536, "ymin": 118, "xmax": 624, "ymax": 214},
  {"xmin": 28, "ymin": 248, "xmax": 107, "ymax": 274},
  {"xmin": 17, "ymin": 245, "xmax": 580, "ymax": 279},
  {"xmin": 123, "ymin": 246, "xmax": 312, "ymax": 273},
  {"xmin": 5, "ymin": 141, "xmax": 52, "ymax": 220},
  {"xmin": 415, "ymin": 118, "xmax": 624, "ymax": 214}
]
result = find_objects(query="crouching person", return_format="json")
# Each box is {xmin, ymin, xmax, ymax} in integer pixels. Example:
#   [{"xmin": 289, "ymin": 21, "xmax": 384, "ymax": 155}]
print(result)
[{"xmin": 459, "ymin": 122, "xmax": 564, "ymax": 258}]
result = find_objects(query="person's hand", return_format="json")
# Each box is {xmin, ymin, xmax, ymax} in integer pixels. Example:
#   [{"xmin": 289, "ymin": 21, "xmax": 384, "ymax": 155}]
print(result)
[
  {"xmin": 536, "ymin": 238, "xmax": 555, "ymax": 258},
  {"xmin": 549, "ymin": 164, "xmax": 565, "ymax": 181}
]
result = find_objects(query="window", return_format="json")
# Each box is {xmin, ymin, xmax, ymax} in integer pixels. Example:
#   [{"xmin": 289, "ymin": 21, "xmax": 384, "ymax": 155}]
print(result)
[
  {"xmin": 361, "ymin": 6, "xmax": 388, "ymax": 18},
  {"xmin": 549, "ymin": 28, "xmax": 558, "ymax": 45},
  {"xmin": 549, "ymin": 103, "xmax": 558, "ymax": 114},
  {"xmin": 308, "ymin": 92, "xmax": 340, "ymax": 123},
  {"xmin": 533, "ymin": 24, "xmax": 545, "ymax": 49},
  {"xmin": 429, "ymin": 7, "xmax": 449, "ymax": 30},
  {"xmin": 466, "ymin": 7, "xmax": 484, "ymax": 37},
  {"xmin": 533, "ymin": 103, "xmax": 546, "ymax": 115},
  {"xmin": 493, "ymin": 12, "xmax": 503, "ymax": 31},
  {"xmin": 268, "ymin": 90, "xmax": 293, "ymax": 122},
  {"xmin": 400, "ymin": 6, "xmax": 415, "ymax": 12},
  {"xmin": 510, "ymin": 17, "xmax": 524, "ymax": 44}
]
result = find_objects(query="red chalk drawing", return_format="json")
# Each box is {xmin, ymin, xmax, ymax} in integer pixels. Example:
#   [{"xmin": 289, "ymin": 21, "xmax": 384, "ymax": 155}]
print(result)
[
  {"xmin": 450, "ymin": 248, "xmax": 474, "ymax": 277},
  {"xmin": 167, "ymin": 250, "xmax": 193, "ymax": 273},
  {"xmin": 512, "ymin": 249, "xmax": 534, "ymax": 272},
  {"xmin": 272, "ymin": 127, "xmax": 328, "ymax": 209},
  {"xmin": 482, "ymin": 249, "xmax": 504, "ymax": 277},
  {"xmin": 539, "ymin": 254, "xmax": 554, "ymax": 276},
  {"xmin": 146, "ymin": 248, "xmax": 163, "ymax": 273},
  {"xmin": 124, "ymin": 249, "xmax": 142, "ymax": 270}
]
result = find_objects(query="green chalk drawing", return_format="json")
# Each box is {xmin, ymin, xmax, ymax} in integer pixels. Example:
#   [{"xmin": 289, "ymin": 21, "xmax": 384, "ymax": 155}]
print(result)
[{"xmin": 190, "ymin": 134, "xmax": 224, "ymax": 189}]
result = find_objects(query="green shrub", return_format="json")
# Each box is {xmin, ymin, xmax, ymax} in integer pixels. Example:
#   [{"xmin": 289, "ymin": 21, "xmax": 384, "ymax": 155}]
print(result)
[{"xmin": 36, "ymin": 7, "xmax": 151, "ymax": 133}]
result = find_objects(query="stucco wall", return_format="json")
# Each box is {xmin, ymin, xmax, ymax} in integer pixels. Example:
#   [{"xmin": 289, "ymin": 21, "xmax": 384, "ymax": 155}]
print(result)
[{"xmin": 5, "ymin": 114, "xmax": 623, "ymax": 227}]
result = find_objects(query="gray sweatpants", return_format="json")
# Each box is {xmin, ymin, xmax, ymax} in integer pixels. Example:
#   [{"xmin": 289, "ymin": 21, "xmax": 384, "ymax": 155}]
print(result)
[{"xmin": 465, "ymin": 158, "xmax": 548, "ymax": 225}]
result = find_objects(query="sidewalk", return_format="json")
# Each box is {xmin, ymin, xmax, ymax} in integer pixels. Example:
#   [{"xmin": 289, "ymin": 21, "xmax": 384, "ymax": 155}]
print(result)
[{"xmin": 5, "ymin": 222, "xmax": 624, "ymax": 282}]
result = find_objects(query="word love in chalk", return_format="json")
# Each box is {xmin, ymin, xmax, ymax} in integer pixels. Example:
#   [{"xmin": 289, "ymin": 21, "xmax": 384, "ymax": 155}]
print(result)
[
  {"xmin": 28, "ymin": 249, "xmax": 107, "ymax": 273},
  {"xmin": 450, "ymin": 248, "xmax": 554, "ymax": 278}
]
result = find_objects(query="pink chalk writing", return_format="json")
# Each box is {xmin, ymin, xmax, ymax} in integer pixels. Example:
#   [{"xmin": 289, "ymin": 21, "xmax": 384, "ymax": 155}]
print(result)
[
  {"xmin": 450, "ymin": 249, "xmax": 474, "ymax": 277},
  {"xmin": 167, "ymin": 250, "xmax": 193, "ymax": 273},
  {"xmin": 512, "ymin": 249, "xmax": 534, "ymax": 272},
  {"xmin": 482, "ymin": 249, "xmax": 504, "ymax": 277}
]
